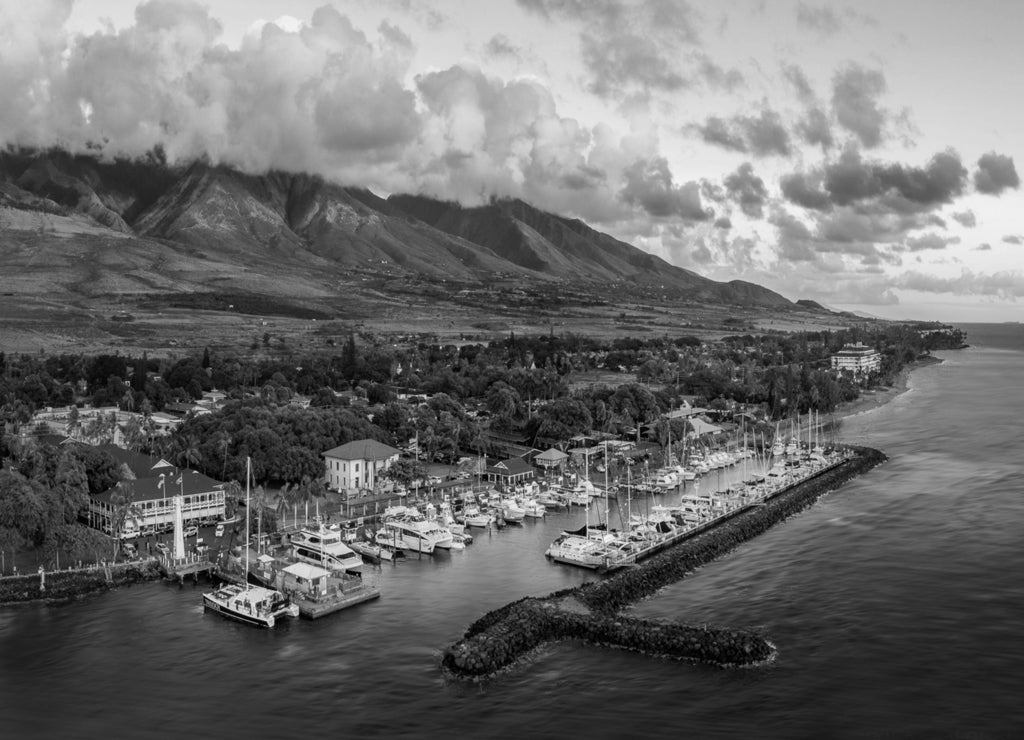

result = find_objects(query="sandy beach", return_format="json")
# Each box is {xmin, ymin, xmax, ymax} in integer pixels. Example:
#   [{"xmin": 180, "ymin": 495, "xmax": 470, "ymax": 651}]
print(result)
[{"xmin": 831, "ymin": 355, "xmax": 942, "ymax": 423}]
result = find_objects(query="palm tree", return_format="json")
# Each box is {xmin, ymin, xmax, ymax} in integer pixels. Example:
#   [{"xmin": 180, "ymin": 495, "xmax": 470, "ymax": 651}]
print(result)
[
  {"xmin": 174, "ymin": 433, "xmax": 202, "ymax": 470},
  {"xmin": 109, "ymin": 481, "xmax": 142, "ymax": 559}
]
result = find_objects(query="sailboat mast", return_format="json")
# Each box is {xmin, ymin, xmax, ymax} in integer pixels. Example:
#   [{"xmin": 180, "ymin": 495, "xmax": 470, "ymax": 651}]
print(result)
[{"xmin": 244, "ymin": 458, "xmax": 251, "ymax": 589}]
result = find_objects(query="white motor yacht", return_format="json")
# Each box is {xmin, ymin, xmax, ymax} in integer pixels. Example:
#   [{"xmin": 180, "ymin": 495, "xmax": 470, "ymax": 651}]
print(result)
[{"xmin": 289, "ymin": 526, "xmax": 364, "ymax": 573}]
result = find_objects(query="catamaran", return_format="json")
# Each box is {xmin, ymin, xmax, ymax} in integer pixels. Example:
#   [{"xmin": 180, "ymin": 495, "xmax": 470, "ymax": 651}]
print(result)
[{"xmin": 202, "ymin": 459, "xmax": 299, "ymax": 628}]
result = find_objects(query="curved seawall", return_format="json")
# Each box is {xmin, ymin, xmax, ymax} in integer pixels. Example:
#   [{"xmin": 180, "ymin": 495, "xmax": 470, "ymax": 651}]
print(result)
[
  {"xmin": 0, "ymin": 561, "xmax": 162, "ymax": 605},
  {"xmin": 442, "ymin": 446, "xmax": 887, "ymax": 678}
]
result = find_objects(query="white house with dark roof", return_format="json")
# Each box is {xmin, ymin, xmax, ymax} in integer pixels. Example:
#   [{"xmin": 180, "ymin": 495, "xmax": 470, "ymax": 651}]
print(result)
[{"xmin": 323, "ymin": 439, "xmax": 401, "ymax": 493}]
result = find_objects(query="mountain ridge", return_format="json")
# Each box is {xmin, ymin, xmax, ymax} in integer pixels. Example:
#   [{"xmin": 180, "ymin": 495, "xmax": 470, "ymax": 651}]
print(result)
[{"xmin": 1, "ymin": 147, "xmax": 794, "ymax": 309}]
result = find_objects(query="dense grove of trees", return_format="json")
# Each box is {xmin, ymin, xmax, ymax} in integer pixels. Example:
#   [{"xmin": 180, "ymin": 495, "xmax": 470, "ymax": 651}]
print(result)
[{"xmin": 0, "ymin": 322, "xmax": 968, "ymax": 560}]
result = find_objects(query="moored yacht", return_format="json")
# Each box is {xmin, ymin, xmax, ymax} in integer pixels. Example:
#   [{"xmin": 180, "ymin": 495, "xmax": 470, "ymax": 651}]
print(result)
[
  {"xmin": 380, "ymin": 506, "xmax": 453, "ymax": 553},
  {"xmin": 202, "ymin": 583, "xmax": 299, "ymax": 628},
  {"xmin": 289, "ymin": 526, "xmax": 364, "ymax": 573}
]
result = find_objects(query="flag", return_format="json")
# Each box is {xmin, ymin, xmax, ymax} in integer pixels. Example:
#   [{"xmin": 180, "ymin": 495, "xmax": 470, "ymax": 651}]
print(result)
[
  {"xmin": 157, "ymin": 474, "xmax": 165, "ymax": 489},
  {"xmin": 175, "ymin": 475, "xmax": 183, "ymax": 485}
]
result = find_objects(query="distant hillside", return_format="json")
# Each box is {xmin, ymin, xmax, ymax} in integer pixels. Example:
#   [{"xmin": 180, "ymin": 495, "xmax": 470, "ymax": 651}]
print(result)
[
  {"xmin": 387, "ymin": 194, "xmax": 792, "ymax": 307},
  {"xmin": 0, "ymin": 147, "xmax": 794, "ymax": 309}
]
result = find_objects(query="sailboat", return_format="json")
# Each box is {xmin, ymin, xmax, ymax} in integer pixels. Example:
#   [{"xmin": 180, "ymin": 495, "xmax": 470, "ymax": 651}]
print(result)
[{"xmin": 202, "ymin": 459, "xmax": 299, "ymax": 628}]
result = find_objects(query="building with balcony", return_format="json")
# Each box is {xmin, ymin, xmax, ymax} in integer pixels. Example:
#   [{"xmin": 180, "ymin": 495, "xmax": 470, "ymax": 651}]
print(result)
[
  {"xmin": 88, "ymin": 469, "xmax": 227, "ymax": 538},
  {"xmin": 830, "ymin": 343, "xmax": 882, "ymax": 375}
]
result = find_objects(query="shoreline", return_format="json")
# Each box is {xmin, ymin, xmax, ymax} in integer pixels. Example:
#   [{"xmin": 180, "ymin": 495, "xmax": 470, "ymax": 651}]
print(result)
[{"xmin": 830, "ymin": 355, "xmax": 942, "ymax": 424}]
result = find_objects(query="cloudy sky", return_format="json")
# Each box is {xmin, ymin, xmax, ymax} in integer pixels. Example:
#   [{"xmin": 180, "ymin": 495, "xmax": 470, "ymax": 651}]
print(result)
[{"xmin": 3, "ymin": 0, "xmax": 1024, "ymax": 321}]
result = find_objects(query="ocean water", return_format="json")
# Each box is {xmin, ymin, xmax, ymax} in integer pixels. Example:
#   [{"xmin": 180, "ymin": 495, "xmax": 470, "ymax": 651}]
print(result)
[{"xmin": 2, "ymin": 324, "xmax": 1023, "ymax": 739}]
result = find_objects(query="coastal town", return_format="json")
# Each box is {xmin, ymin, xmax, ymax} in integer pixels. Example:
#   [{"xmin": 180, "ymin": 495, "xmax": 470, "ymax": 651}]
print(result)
[{"xmin": 0, "ymin": 321, "xmax": 965, "ymax": 623}]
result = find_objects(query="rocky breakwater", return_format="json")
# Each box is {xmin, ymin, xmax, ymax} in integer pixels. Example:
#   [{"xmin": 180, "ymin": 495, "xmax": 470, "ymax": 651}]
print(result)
[
  {"xmin": 0, "ymin": 560, "xmax": 162, "ymax": 605},
  {"xmin": 442, "ymin": 446, "xmax": 887, "ymax": 679}
]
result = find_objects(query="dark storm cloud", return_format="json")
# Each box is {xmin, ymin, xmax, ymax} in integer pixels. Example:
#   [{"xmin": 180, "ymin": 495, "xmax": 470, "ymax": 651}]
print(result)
[
  {"xmin": 973, "ymin": 152, "xmax": 1020, "ymax": 195},
  {"xmin": 723, "ymin": 162, "xmax": 768, "ymax": 219},
  {"xmin": 831, "ymin": 64, "xmax": 887, "ymax": 148},
  {"xmin": 714, "ymin": 216, "xmax": 732, "ymax": 229}
]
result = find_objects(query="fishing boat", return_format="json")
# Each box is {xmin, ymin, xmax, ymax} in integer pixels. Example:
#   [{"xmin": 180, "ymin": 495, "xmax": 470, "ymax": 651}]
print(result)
[{"xmin": 202, "ymin": 459, "xmax": 298, "ymax": 628}]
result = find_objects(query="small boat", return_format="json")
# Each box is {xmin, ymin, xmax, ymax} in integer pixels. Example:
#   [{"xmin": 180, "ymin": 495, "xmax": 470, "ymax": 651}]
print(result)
[
  {"xmin": 349, "ymin": 538, "xmax": 387, "ymax": 563},
  {"xmin": 522, "ymin": 500, "xmax": 546, "ymax": 518}
]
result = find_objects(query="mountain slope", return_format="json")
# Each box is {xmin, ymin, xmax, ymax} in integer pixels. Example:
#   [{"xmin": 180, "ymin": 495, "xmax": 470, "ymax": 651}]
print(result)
[
  {"xmin": 387, "ymin": 194, "xmax": 792, "ymax": 306},
  {"xmin": 0, "ymin": 148, "xmax": 793, "ymax": 309}
]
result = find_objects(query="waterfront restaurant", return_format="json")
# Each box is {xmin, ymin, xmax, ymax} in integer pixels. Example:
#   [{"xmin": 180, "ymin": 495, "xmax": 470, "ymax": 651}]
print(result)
[
  {"xmin": 485, "ymin": 457, "xmax": 535, "ymax": 490},
  {"xmin": 87, "ymin": 469, "xmax": 227, "ymax": 538}
]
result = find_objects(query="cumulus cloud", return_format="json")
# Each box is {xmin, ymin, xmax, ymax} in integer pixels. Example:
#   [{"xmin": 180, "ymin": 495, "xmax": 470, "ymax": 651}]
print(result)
[
  {"xmin": 901, "ymin": 233, "xmax": 960, "ymax": 252},
  {"xmin": 695, "ymin": 116, "xmax": 746, "ymax": 152},
  {"xmin": 950, "ymin": 210, "xmax": 976, "ymax": 228},
  {"xmin": 619, "ymin": 156, "xmax": 712, "ymax": 220},
  {"xmin": 484, "ymin": 34, "xmax": 520, "ymax": 59},
  {"xmin": 1002, "ymin": 234, "xmax": 1023, "ymax": 245},
  {"xmin": 714, "ymin": 216, "xmax": 732, "ymax": 229},
  {"xmin": 823, "ymin": 147, "xmax": 966, "ymax": 209},
  {"xmin": 517, "ymin": 0, "xmax": 741, "ymax": 99},
  {"xmin": 780, "ymin": 171, "xmax": 831, "ymax": 211},
  {"xmin": 0, "ymin": 2, "xmax": 700, "ymax": 226},
  {"xmin": 796, "ymin": 3, "xmax": 843, "ymax": 35},
  {"xmin": 898, "ymin": 269, "xmax": 1024, "ymax": 298},
  {"xmin": 0, "ymin": 1, "xmax": 426, "ymax": 180},
  {"xmin": 975, "ymin": 243, "xmax": 992, "ymax": 251},
  {"xmin": 692, "ymin": 108, "xmax": 790, "ymax": 157},
  {"xmin": 831, "ymin": 63, "xmax": 888, "ymax": 148},
  {"xmin": 973, "ymin": 152, "xmax": 1020, "ymax": 195},
  {"xmin": 797, "ymin": 107, "xmax": 834, "ymax": 149},
  {"xmin": 723, "ymin": 162, "xmax": 767, "ymax": 219}
]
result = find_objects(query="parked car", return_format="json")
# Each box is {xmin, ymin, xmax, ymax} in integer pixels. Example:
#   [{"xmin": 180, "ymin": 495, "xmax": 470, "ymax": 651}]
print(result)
[
  {"xmin": 121, "ymin": 542, "xmax": 138, "ymax": 558},
  {"xmin": 184, "ymin": 526, "xmax": 198, "ymax": 538},
  {"xmin": 215, "ymin": 524, "xmax": 225, "ymax": 538},
  {"xmin": 155, "ymin": 542, "xmax": 170, "ymax": 556},
  {"xmin": 427, "ymin": 475, "xmax": 442, "ymax": 485}
]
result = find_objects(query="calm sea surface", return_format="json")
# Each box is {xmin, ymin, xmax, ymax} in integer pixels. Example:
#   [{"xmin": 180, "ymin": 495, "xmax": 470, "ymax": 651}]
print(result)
[{"xmin": 2, "ymin": 323, "xmax": 1023, "ymax": 739}]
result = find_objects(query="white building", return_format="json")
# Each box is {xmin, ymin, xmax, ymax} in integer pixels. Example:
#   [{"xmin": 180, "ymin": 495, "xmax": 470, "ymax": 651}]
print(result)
[
  {"xmin": 830, "ymin": 343, "xmax": 882, "ymax": 374},
  {"xmin": 88, "ymin": 469, "xmax": 226, "ymax": 538},
  {"xmin": 323, "ymin": 439, "xmax": 401, "ymax": 493}
]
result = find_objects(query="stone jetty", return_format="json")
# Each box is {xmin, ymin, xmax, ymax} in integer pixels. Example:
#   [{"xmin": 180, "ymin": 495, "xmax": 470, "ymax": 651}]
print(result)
[
  {"xmin": 0, "ymin": 560, "xmax": 162, "ymax": 605},
  {"xmin": 441, "ymin": 445, "xmax": 887, "ymax": 678}
]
